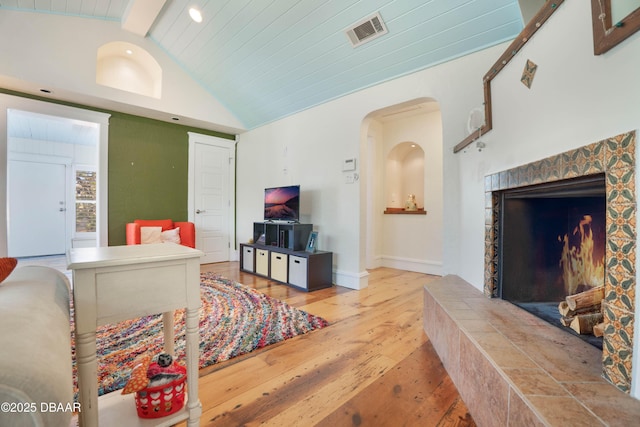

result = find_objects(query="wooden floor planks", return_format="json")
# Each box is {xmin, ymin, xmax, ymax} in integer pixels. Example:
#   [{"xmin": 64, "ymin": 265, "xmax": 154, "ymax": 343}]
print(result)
[{"xmin": 181, "ymin": 262, "xmax": 476, "ymax": 427}]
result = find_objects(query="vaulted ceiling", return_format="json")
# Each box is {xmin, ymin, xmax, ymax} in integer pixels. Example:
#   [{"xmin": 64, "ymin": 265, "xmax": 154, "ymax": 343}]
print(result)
[{"xmin": 2, "ymin": 0, "xmax": 526, "ymax": 131}]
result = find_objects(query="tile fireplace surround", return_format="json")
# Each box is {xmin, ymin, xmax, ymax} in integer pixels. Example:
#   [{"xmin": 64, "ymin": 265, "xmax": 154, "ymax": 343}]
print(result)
[
  {"xmin": 487, "ymin": 131, "xmax": 637, "ymax": 393},
  {"xmin": 423, "ymin": 131, "xmax": 640, "ymax": 425}
]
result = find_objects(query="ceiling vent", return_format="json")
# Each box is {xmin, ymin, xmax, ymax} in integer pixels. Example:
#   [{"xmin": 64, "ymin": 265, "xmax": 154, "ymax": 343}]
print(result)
[{"xmin": 345, "ymin": 12, "xmax": 388, "ymax": 48}]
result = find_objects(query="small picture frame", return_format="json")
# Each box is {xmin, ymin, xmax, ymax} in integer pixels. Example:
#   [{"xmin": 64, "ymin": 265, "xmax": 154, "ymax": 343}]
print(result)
[{"xmin": 305, "ymin": 231, "xmax": 318, "ymax": 253}]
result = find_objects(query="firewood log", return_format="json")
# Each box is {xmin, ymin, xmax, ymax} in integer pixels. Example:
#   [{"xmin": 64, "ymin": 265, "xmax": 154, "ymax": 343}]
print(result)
[
  {"xmin": 569, "ymin": 312, "xmax": 604, "ymax": 335},
  {"xmin": 558, "ymin": 299, "xmax": 601, "ymax": 321},
  {"xmin": 558, "ymin": 301, "xmax": 571, "ymax": 317},
  {"xmin": 560, "ymin": 315, "xmax": 574, "ymax": 327},
  {"xmin": 566, "ymin": 286, "xmax": 604, "ymax": 311},
  {"xmin": 593, "ymin": 322, "xmax": 605, "ymax": 338}
]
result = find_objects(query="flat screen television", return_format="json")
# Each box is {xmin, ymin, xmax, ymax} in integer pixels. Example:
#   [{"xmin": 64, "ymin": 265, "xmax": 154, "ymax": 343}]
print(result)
[{"xmin": 264, "ymin": 185, "xmax": 300, "ymax": 222}]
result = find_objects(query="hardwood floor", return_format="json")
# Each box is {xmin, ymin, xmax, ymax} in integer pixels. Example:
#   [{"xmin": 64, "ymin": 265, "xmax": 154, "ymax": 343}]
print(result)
[
  {"xmin": 17, "ymin": 256, "xmax": 474, "ymax": 426},
  {"xmin": 184, "ymin": 262, "xmax": 476, "ymax": 427}
]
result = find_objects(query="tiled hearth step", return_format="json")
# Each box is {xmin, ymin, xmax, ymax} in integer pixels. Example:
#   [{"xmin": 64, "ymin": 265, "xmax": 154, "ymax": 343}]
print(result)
[{"xmin": 422, "ymin": 275, "xmax": 640, "ymax": 426}]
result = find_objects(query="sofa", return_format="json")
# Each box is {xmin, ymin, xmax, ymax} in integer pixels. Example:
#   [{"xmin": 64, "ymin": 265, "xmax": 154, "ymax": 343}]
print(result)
[{"xmin": 0, "ymin": 265, "xmax": 74, "ymax": 427}]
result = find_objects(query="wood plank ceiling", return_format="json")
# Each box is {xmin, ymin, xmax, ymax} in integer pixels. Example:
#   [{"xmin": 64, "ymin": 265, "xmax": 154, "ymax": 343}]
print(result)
[{"xmin": 2, "ymin": 0, "xmax": 524, "ymax": 131}]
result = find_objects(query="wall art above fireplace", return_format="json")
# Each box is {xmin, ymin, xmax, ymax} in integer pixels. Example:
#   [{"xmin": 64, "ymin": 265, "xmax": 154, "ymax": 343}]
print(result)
[{"xmin": 484, "ymin": 130, "xmax": 637, "ymax": 394}]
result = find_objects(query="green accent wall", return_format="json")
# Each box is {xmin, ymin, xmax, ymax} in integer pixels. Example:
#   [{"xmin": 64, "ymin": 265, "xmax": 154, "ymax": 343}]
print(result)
[
  {"xmin": 107, "ymin": 113, "xmax": 234, "ymax": 245},
  {"xmin": 1, "ymin": 89, "xmax": 236, "ymax": 246}
]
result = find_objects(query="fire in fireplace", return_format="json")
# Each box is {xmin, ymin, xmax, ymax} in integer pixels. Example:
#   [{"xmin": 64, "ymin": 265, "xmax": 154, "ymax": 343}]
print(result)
[
  {"xmin": 498, "ymin": 174, "xmax": 606, "ymax": 348},
  {"xmin": 559, "ymin": 214, "xmax": 604, "ymax": 295}
]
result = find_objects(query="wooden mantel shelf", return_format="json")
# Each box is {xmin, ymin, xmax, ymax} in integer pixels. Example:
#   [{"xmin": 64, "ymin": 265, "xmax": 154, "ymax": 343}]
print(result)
[{"xmin": 384, "ymin": 208, "xmax": 427, "ymax": 215}]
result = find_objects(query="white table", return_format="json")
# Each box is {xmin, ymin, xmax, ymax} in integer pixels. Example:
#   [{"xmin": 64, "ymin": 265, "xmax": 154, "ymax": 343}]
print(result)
[{"xmin": 67, "ymin": 243, "xmax": 203, "ymax": 427}]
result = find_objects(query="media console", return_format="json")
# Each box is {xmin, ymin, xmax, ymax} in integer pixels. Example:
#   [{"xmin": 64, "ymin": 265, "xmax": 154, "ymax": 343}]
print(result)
[{"xmin": 240, "ymin": 222, "xmax": 333, "ymax": 291}]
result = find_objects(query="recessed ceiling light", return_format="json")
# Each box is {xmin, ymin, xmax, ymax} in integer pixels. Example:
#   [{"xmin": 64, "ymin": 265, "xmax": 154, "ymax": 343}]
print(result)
[
  {"xmin": 125, "ymin": 49, "xmax": 133, "ymax": 55},
  {"xmin": 189, "ymin": 7, "xmax": 203, "ymax": 23}
]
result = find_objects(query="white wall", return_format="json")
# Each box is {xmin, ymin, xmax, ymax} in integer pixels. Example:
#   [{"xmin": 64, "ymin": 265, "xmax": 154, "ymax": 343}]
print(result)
[
  {"xmin": 236, "ymin": 103, "xmax": 366, "ymax": 288},
  {"xmin": 456, "ymin": 1, "xmax": 640, "ymax": 289},
  {"xmin": 0, "ymin": 10, "xmax": 244, "ymax": 134},
  {"xmin": 365, "ymin": 120, "xmax": 384, "ymax": 270},
  {"xmin": 236, "ymin": 42, "xmax": 507, "ymax": 289},
  {"xmin": 518, "ymin": 0, "xmax": 546, "ymax": 24},
  {"xmin": 400, "ymin": 150, "xmax": 425, "ymax": 208}
]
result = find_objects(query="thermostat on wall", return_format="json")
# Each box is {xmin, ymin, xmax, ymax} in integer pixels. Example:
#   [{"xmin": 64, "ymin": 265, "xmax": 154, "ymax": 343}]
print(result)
[{"xmin": 343, "ymin": 158, "xmax": 356, "ymax": 171}]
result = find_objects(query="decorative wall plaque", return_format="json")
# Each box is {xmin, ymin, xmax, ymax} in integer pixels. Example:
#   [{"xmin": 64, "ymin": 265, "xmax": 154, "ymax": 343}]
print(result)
[{"xmin": 521, "ymin": 59, "xmax": 538, "ymax": 88}]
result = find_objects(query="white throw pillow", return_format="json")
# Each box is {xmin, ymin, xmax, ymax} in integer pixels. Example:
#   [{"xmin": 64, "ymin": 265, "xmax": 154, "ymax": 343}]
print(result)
[
  {"xmin": 161, "ymin": 227, "xmax": 181, "ymax": 244},
  {"xmin": 140, "ymin": 226, "xmax": 163, "ymax": 244}
]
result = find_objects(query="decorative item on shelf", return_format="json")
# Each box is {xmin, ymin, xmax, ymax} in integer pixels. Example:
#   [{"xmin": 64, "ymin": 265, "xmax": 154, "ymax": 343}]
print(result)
[
  {"xmin": 122, "ymin": 352, "xmax": 187, "ymax": 419},
  {"xmin": 405, "ymin": 194, "xmax": 418, "ymax": 211},
  {"xmin": 521, "ymin": 59, "xmax": 537, "ymax": 88},
  {"xmin": 306, "ymin": 231, "xmax": 318, "ymax": 253},
  {"xmin": 257, "ymin": 233, "xmax": 266, "ymax": 245}
]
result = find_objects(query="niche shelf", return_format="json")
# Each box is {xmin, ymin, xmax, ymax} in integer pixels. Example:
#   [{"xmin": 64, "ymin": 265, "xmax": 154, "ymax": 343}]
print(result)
[{"xmin": 383, "ymin": 207, "xmax": 426, "ymax": 215}]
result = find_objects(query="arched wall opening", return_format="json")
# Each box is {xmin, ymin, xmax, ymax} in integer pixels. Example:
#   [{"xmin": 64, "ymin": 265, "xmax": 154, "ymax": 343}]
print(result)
[
  {"xmin": 360, "ymin": 98, "xmax": 444, "ymax": 276},
  {"xmin": 385, "ymin": 141, "xmax": 425, "ymax": 210},
  {"xmin": 96, "ymin": 42, "xmax": 162, "ymax": 99}
]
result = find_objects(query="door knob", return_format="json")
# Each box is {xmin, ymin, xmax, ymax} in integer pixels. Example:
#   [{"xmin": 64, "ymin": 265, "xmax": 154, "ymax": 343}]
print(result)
[
  {"xmin": 59, "ymin": 208, "xmax": 66, "ymax": 212},
  {"xmin": 196, "ymin": 209, "xmax": 206, "ymax": 214}
]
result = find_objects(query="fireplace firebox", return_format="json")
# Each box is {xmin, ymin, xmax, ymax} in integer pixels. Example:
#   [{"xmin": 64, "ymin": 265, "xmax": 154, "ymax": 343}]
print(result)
[{"xmin": 498, "ymin": 174, "xmax": 606, "ymax": 348}]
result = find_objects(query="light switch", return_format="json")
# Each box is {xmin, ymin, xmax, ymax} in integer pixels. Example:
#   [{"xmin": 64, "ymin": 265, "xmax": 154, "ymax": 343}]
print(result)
[{"xmin": 343, "ymin": 158, "xmax": 356, "ymax": 171}]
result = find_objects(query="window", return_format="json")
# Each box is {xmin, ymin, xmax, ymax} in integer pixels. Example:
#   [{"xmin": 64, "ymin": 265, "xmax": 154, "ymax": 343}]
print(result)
[{"xmin": 75, "ymin": 169, "xmax": 96, "ymax": 233}]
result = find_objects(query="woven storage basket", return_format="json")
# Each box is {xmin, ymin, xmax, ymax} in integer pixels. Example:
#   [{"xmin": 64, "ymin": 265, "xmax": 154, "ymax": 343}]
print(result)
[{"xmin": 134, "ymin": 368, "xmax": 186, "ymax": 419}]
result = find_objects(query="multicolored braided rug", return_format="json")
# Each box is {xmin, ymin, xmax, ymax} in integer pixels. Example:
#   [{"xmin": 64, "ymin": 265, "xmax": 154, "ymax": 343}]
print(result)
[{"xmin": 70, "ymin": 272, "xmax": 329, "ymax": 399}]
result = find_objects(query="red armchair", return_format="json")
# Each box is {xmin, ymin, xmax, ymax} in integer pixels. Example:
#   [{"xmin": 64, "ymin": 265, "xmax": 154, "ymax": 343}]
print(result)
[{"xmin": 126, "ymin": 219, "xmax": 196, "ymax": 248}]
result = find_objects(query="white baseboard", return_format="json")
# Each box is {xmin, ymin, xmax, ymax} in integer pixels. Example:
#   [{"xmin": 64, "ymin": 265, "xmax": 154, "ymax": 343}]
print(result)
[
  {"xmin": 333, "ymin": 269, "xmax": 369, "ymax": 290},
  {"xmin": 72, "ymin": 238, "xmax": 97, "ymax": 248},
  {"xmin": 380, "ymin": 255, "xmax": 443, "ymax": 276},
  {"xmin": 366, "ymin": 256, "xmax": 383, "ymax": 270}
]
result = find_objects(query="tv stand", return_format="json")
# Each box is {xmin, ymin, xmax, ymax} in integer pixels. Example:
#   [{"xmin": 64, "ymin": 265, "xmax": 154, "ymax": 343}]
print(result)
[
  {"xmin": 253, "ymin": 221, "xmax": 311, "ymax": 251},
  {"xmin": 240, "ymin": 222, "xmax": 333, "ymax": 292}
]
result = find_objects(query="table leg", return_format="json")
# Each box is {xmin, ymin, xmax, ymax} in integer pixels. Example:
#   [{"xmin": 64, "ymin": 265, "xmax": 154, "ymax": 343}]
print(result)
[
  {"xmin": 184, "ymin": 306, "xmax": 202, "ymax": 426},
  {"xmin": 76, "ymin": 330, "xmax": 98, "ymax": 427},
  {"xmin": 162, "ymin": 311, "xmax": 175, "ymax": 356}
]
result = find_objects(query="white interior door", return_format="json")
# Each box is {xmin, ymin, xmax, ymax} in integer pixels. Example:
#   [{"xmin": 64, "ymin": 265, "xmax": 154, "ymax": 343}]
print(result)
[
  {"xmin": 194, "ymin": 142, "xmax": 231, "ymax": 263},
  {"xmin": 8, "ymin": 160, "xmax": 67, "ymax": 257}
]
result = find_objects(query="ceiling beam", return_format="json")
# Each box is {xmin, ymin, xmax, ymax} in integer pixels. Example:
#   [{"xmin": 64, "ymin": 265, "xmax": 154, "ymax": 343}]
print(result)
[{"xmin": 121, "ymin": 0, "xmax": 167, "ymax": 37}]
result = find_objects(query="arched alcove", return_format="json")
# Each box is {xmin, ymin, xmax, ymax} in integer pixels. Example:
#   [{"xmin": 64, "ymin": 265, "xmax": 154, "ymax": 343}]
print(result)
[
  {"xmin": 385, "ymin": 141, "xmax": 425, "ymax": 212},
  {"xmin": 359, "ymin": 98, "xmax": 443, "ymax": 276},
  {"xmin": 96, "ymin": 42, "xmax": 162, "ymax": 99}
]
